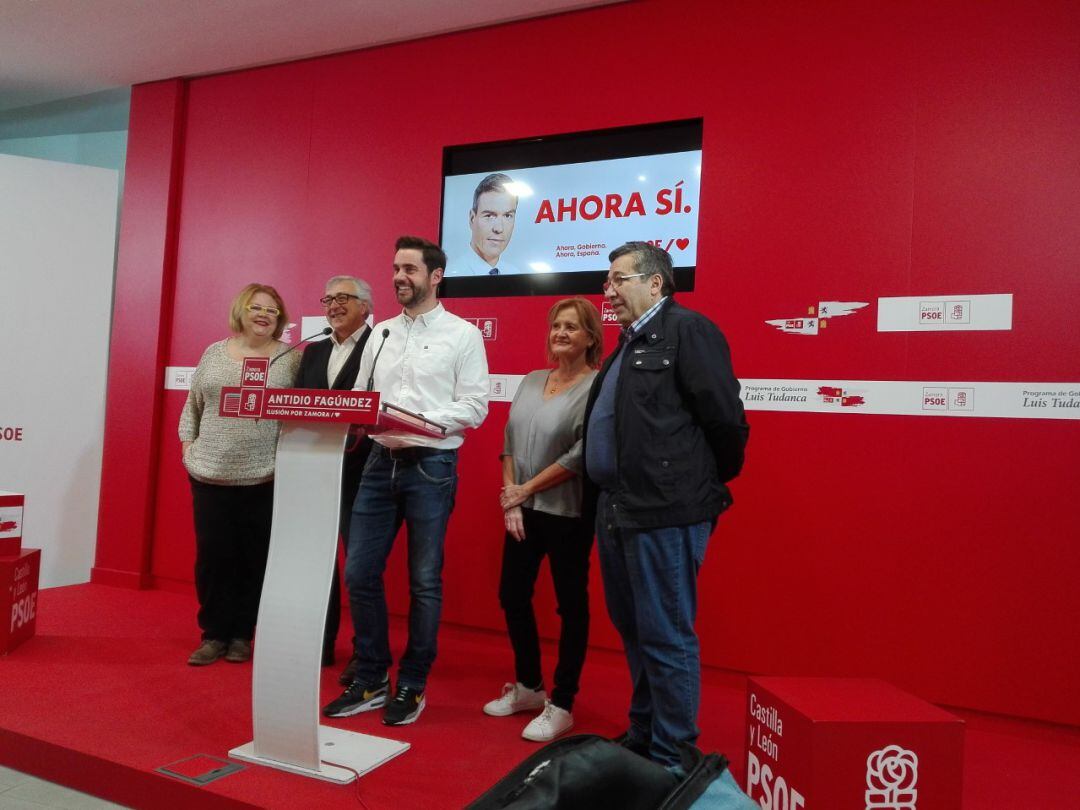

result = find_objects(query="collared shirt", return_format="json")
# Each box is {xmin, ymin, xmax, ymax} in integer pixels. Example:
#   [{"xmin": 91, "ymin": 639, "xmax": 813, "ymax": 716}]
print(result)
[
  {"xmin": 445, "ymin": 248, "xmax": 521, "ymax": 276},
  {"xmin": 327, "ymin": 324, "xmax": 370, "ymax": 387},
  {"xmin": 585, "ymin": 296, "xmax": 669, "ymax": 492},
  {"xmin": 354, "ymin": 302, "xmax": 489, "ymax": 449},
  {"xmin": 624, "ymin": 296, "xmax": 669, "ymax": 341}
]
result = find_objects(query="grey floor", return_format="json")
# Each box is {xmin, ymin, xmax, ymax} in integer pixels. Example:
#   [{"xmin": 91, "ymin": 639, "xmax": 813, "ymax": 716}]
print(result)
[{"xmin": 0, "ymin": 766, "xmax": 125, "ymax": 809}]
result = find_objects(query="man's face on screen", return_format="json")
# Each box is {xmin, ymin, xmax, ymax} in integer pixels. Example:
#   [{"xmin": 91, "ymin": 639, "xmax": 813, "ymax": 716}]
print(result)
[{"xmin": 468, "ymin": 190, "xmax": 517, "ymax": 265}]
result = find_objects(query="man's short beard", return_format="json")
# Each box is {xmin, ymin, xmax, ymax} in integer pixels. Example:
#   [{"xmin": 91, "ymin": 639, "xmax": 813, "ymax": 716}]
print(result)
[{"xmin": 398, "ymin": 283, "xmax": 429, "ymax": 307}]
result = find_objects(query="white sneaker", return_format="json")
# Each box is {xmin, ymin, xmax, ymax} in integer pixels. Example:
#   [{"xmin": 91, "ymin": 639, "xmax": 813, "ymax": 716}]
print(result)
[
  {"xmin": 521, "ymin": 701, "xmax": 574, "ymax": 742},
  {"xmin": 483, "ymin": 682, "xmax": 548, "ymax": 717}
]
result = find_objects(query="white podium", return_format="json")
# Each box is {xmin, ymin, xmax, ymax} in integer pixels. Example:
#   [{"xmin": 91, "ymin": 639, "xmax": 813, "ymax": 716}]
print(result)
[{"xmin": 217, "ymin": 371, "xmax": 407, "ymax": 784}]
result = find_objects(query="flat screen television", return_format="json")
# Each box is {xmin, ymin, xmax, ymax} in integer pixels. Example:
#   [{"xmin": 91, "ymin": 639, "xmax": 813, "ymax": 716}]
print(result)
[{"xmin": 439, "ymin": 119, "xmax": 703, "ymax": 298}]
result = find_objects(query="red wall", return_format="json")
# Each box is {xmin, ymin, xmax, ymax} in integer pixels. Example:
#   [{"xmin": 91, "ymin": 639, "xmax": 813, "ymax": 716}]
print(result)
[
  {"xmin": 97, "ymin": 0, "xmax": 1080, "ymax": 726},
  {"xmin": 94, "ymin": 80, "xmax": 186, "ymax": 588}
]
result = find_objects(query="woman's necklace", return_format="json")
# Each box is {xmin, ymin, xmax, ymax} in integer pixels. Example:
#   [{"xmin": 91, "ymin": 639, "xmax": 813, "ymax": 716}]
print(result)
[{"xmin": 548, "ymin": 369, "xmax": 582, "ymax": 395}]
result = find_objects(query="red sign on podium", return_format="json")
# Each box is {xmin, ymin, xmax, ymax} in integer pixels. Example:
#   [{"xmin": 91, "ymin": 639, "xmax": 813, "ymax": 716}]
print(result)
[
  {"xmin": 241, "ymin": 357, "xmax": 270, "ymax": 386},
  {"xmin": 218, "ymin": 357, "xmax": 380, "ymax": 423},
  {"xmin": 1, "ymin": 548, "xmax": 40, "ymax": 655},
  {"xmin": 219, "ymin": 388, "xmax": 380, "ymax": 422}
]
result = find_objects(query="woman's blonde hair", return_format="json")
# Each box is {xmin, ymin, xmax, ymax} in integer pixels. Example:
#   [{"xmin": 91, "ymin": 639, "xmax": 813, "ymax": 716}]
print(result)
[
  {"xmin": 228, "ymin": 283, "xmax": 288, "ymax": 340},
  {"xmin": 546, "ymin": 297, "xmax": 604, "ymax": 368}
]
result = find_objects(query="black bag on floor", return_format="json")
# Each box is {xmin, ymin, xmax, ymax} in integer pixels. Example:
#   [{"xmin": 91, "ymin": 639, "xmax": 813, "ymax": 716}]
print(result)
[{"xmin": 465, "ymin": 734, "xmax": 755, "ymax": 810}]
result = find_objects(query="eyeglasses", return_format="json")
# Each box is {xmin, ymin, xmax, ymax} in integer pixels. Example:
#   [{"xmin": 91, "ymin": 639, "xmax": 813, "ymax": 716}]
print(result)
[
  {"xmin": 602, "ymin": 273, "xmax": 648, "ymax": 291},
  {"xmin": 320, "ymin": 293, "xmax": 362, "ymax": 307},
  {"xmin": 245, "ymin": 304, "xmax": 281, "ymax": 317}
]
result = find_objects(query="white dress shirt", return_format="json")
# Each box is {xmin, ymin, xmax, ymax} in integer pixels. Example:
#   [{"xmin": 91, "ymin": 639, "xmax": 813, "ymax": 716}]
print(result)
[
  {"xmin": 445, "ymin": 248, "xmax": 522, "ymax": 276},
  {"xmin": 327, "ymin": 324, "xmax": 369, "ymax": 387},
  {"xmin": 354, "ymin": 303, "xmax": 489, "ymax": 449}
]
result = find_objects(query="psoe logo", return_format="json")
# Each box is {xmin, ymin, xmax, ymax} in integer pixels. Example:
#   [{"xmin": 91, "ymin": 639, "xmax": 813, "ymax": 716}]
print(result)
[
  {"xmin": 241, "ymin": 357, "xmax": 269, "ymax": 387},
  {"xmin": 919, "ymin": 302, "xmax": 944, "ymax": 323},
  {"xmin": 171, "ymin": 368, "xmax": 194, "ymax": 389},
  {"xmin": 949, "ymin": 387, "xmax": 974, "ymax": 411},
  {"xmin": 747, "ymin": 750, "xmax": 806, "ymax": 810},
  {"xmin": 464, "ymin": 318, "xmax": 499, "ymax": 340},
  {"xmin": 945, "ymin": 301, "xmax": 970, "ymax": 324},
  {"xmin": 601, "ymin": 302, "xmax": 620, "ymax": 326},
  {"xmin": 0, "ymin": 426, "xmax": 25, "ymax": 442},
  {"xmin": 865, "ymin": 745, "xmax": 918, "ymax": 810},
  {"xmin": 922, "ymin": 387, "xmax": 947, "ymax": 410},
  {"xmin": 239, "ymin": 389, "xmax": 265, "ymax": 417}
]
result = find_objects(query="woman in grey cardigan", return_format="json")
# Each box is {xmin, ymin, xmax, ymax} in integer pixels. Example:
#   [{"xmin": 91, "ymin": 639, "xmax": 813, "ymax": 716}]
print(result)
[
  {"xmin": 179, "ymin": 283, "xmax": 300, "ymax": 666},
  {"xmin": 483, "ymin": 297, "xmax": 603, "ymax": 742}
]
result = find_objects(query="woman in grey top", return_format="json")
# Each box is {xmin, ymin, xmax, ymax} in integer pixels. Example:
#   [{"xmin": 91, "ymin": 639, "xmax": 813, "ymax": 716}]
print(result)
[
  {"xmin": 179, "ymin": 283, "xmax": 300, "ymax": 666},
  {"xmin": 483, "ymin": 298, "xmax": 603, "ymax": 742}
]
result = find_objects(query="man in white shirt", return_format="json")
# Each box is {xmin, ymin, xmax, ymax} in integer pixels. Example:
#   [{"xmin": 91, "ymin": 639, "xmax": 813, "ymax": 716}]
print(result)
[
  {"xmin": 295, "ymin": 276, "xmax": 373, "ymax": 680},
  {"xmin": 445, "ymin": 173, "xmax": 522, "ymax": 276},
  {"xmin": 323, "ymin": 236, "xmax": 489, "ymax": 726}
]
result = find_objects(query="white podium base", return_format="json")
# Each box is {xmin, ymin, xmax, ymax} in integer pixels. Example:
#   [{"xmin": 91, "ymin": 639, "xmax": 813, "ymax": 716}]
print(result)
[{"xmin": 229, "ymin": 726, "xmax": 410, "ymax": 784}]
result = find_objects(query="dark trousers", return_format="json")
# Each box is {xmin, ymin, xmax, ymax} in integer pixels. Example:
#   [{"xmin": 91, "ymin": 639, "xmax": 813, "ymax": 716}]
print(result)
[
  {"xmin": 346, "ymin": 446, "xmax": 458, "ymax": 691},
  {"xmin": 190, "ymin": 478, "xmax": 274, "ymax": 642},
  {"xmin": 324, "ymin": 461, "xmax": 363, "ymax": 657},
  {"xmin": 595, "ymin": 491, "xmax": 710, "ymax": 768},
  {"xmin": 499, "ymin": 507, "xmax": 593, "ymax": 711}
]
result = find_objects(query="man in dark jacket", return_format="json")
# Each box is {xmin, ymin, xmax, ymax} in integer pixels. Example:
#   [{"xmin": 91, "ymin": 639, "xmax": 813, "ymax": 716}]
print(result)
[
  {"xmin": 296, "ymin": 275, "xmax": 373, "ymax": 681},
  {"xmin": 583, "ymin": 242, "xmax": 748, "ymax": 770}
]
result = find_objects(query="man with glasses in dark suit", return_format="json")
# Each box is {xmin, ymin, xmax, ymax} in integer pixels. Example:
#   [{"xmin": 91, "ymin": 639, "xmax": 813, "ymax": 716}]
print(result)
[
  {"xmin": 296, "ymin": 275, "xmax": 373, "ymax": 681},
  {"xmin": 582, "ymin": 242, "xmax": 749, "ymax": 772}
]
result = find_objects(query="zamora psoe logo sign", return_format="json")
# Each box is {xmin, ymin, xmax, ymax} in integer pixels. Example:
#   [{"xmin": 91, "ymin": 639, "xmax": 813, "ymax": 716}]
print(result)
[
  {"xmin": 0, "ymin": 426, "xmax": 25, "ymax": 441},
  {"xmin": 866, "ymin": 745, "xmax": 918, "ymax": 810}
]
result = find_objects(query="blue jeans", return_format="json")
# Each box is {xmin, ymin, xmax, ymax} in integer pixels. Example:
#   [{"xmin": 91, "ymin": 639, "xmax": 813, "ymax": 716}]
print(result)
[
  {"xmin": 345, "ymin": 445, "xmax": 458, "ymax": 691},
  {"xmin": 596, "ymin": 491, "xmax": 710, "ymax": 768}
]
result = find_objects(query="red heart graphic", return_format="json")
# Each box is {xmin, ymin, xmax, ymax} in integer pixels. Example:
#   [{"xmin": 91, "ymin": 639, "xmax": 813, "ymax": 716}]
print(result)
[{"xmin": 675, "ymin": 238, "xmax": 690, "ymax": 251}]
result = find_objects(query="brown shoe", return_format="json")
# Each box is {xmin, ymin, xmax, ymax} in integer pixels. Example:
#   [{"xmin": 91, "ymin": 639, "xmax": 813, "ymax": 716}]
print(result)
[
  {"xmin": 188, "ymin": 639, "xmax": 227, "ymax": 666},
  {"xmin": 225, "ymin": 638, "xmax": 253, "ymax": 663},
  {"xmin": 338, "ymin": 652, "xmax": 360, "ymax": 685}
]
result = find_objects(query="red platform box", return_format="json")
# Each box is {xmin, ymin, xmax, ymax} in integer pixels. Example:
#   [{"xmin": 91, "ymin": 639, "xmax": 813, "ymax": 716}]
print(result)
[
  {"xmin": 745, "ymin": 677, "xmax": 964, "ymax": 810},
  {"xmin": 0, "ymin": 548, "xmax": 40, "ymax": 655},
  {"xmin": 0, "ymin": 491, "xmax": 23, "ymax": 557}
]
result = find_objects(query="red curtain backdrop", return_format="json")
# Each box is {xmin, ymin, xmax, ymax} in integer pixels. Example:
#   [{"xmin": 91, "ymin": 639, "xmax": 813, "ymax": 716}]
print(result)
[{"xmin": 96, "ymin": 0, "xmax": 1080, "ymax": 726}]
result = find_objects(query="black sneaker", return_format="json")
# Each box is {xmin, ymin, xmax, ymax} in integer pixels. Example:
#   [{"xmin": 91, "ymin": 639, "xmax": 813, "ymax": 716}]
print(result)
[
  {"xmin": 382, "ymin": 685, "xmax": 426, "ymax": 726},
  {"xmin": 338, "ymin": 652, "xmax": 360, "ymax": 686},
  {"xmin": 322, "ymin": 673, "xmax": 389, "ymax": 718},
  {"xmin": 613, "ymin": 730, "xmax": 651, "ymax": 758}
]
